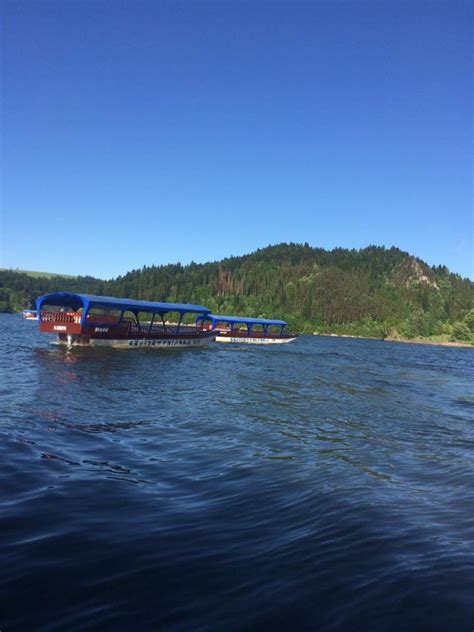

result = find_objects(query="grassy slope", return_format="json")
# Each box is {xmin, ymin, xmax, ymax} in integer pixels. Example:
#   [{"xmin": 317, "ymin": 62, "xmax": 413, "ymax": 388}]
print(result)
[{"xmin": 0, "ymin": 269, "xmax": 77, "ymax": 279}]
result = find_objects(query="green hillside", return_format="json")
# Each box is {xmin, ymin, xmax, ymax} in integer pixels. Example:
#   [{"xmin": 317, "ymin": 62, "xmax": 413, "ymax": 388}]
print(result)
[
  {"xmin": 0, "ymin": 268, "xmax": 77, "ymax": 279},
  {"xmin": 1, "ymin": 243, "xmax": 473, "ymax": 342}
]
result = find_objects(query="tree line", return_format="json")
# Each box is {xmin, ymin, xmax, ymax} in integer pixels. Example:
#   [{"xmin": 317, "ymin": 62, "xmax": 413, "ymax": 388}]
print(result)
[{"xmin": 1, "ymin": 243, "xmax": 473, "ymax": 342}]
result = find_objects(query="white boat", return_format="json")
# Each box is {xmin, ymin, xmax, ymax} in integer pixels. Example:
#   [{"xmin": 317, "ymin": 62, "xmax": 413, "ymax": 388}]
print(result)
[
  {"xmin": 197, "ymin": 314, "xmax": 298, "ymax": 345},
  {"xmin": 22, "ymin": 310, "xmax": 38, "ymax": 320}
]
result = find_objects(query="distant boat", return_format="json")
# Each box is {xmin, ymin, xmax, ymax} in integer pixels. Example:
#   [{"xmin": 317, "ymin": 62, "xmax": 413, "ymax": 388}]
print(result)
[
  {"xmin": 197, "ymin": 314, "xmax": 298, "ymax": 345},
  {"xmin": 34, "ymin": 292, "xmax": 216, "ymax": 349},
  {"xmin": 22, "ymin": 310, "xmax": 38, "ymax": 320}
]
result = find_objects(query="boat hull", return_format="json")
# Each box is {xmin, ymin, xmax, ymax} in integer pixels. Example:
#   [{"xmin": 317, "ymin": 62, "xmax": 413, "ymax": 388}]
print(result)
[
  {"xmin": 39, "ymin": 317, "xmax": 215, "ymax": 349},
  {"xmin": 87, "ymin": 336, "xmax": 214, "ymax": 349},
  {"xmin": 215, "ymin": 334, "xmax": 297, "ymax": 345},
  {"xmin": 53, "ymin": 331, "xmax": 215, "ymax": 349}
]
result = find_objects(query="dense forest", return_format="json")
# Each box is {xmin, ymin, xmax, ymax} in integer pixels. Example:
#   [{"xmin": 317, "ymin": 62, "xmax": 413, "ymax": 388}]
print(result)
[{"xmin": 1, "ymin": 243, "xmax": 473, "ymax": 342}]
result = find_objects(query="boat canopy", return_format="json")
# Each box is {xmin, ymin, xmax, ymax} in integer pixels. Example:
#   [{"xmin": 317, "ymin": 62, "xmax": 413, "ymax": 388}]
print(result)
[
  {"xmin": 36, "ymin": 292, "xmax": 211, "ymax": 325},
  {"xmin": 197, "ymin": 313, "xmax": 288, "ymax": 332}
]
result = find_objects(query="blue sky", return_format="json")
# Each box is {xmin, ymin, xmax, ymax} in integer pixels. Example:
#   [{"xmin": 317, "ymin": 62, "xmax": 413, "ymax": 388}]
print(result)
[{"xmin": 2, "ymin": 0, "xmax": 472, "ymax": 279}]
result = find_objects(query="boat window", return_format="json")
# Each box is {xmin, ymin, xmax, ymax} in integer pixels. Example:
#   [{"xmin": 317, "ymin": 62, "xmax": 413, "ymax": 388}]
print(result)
[
  {"xmin": 180, "ymin": 312, "xmax": 197, "ymax": 326},
  {"xmin": 195, "ymin": 318, "xmax": 205, "ymax": 331},
  {"xmin": 130, "ymin": 311, "xmax": 154, "ymax": 333},
  {"xmin": 267, "ymin": 324, "xmax": 283, "ymax": 336},
  {"xmin": 86, "ymin": 307, "xmax": 121, "ymax": 324},
  {"xmin": 40, "ymin": 301, "xmax": 80, "ymax": 313},
  {"xmin": 214, "ymin": 320, "xmax": 232, "ymax": 331},
  {"xmin": 136, "ymin": 311, "xmax": 154, "ymax": 325},
  {"xmin": 163, "ymin": 311, "xmax": 190, "ymax": 334},
  {"xmin": 121, "ymin": 310, "xmax": 138, "ymax": 325}
]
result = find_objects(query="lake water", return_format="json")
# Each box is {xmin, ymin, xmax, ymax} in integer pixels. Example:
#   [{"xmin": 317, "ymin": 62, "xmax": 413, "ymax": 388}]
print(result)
[{"xmin": 1, "ymin": 313, "xmax": 473, "ymax": 631}]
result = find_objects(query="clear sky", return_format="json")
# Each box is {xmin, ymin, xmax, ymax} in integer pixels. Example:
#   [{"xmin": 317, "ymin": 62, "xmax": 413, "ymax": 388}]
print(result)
[{"xmin": 1, "ymin": 0, "xmax": 472, "ymax": 279}]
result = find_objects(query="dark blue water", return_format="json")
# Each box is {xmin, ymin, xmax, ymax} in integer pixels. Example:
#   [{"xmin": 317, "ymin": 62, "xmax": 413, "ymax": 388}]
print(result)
[{"xmin": 1, "ymin": 314, "xmax": 473, "ymax": 631}]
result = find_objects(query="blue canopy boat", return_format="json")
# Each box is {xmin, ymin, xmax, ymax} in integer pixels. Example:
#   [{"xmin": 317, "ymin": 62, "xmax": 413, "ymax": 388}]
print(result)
[
  {"xmin": 196, "ymin": 314, "xmax": 298, "ymax": 345},
  {"xmin": 35, "ymin": 292, "xmax": 215, "ymax": 349}
]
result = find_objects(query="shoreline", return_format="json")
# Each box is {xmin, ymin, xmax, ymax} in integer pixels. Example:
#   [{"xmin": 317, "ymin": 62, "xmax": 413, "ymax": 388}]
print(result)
[
  {"xmin": 313, "ymin": 333, "xmax": 473, "ymax": 349},
  {"xmin": 6, "ymin": 311, "xmax": 473, "ymax": 348},
  {"xmin": 383, "ymin": 336, "xmax": 473, "ymax": 349}
]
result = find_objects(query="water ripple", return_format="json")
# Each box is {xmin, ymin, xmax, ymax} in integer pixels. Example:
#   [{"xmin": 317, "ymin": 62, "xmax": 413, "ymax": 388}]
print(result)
[{"xmin": 0, "ymin": 314, "xmax": 473, "ymax": 631}]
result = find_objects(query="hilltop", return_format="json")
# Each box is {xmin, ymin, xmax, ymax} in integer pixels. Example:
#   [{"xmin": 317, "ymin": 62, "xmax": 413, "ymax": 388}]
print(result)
[
  {"xmin": 0, "ymin": 268, "xmax": 77, "ymax": 279},
  {"xmin": 1, "ymin": 243, "xmax": 473, "ymax": 343}
]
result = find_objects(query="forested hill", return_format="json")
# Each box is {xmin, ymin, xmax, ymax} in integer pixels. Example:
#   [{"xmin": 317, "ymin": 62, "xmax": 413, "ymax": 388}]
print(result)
[{"xmin": 1, "ymin": 244, "xmax": 473, "ymax": 341}]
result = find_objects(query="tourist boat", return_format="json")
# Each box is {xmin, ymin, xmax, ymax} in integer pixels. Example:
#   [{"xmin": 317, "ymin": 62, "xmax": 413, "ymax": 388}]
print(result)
[
  {"xmin": 34, "ymin": 292, "xmax": 216, "ymax": 349},
  {"xmin": 197, "ymin": 314, "xmax": 298, "ymax": 344},
  {"xmin": 22, "ymin": 309, "xmax": 38, "ymax": 320}
]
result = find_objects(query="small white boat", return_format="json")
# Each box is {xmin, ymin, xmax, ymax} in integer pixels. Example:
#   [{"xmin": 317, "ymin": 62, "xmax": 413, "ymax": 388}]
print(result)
[
  {"xmin": 197, "ymin": 314, "xmax": 298, "ymax": 345},
  {"xmin": 22, "ymin": 310, "xmax": 38, "ymax": 320}
]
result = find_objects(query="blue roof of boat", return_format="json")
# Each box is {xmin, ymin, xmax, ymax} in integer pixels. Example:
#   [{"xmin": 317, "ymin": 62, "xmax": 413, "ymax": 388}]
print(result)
[
  {"xmin": 207, "ymin": 314, "xmax": 288, "ymax": 327},
  {"xmin": 36, "ymin": 292, "xmax": 211, "ymax": 315}
]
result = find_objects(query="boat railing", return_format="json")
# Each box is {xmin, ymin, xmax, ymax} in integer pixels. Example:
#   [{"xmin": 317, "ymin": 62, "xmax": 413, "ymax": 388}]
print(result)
[
  {"xmin": 86, "ymin": 314, "xmax": 122, "ymax": 325},
  {"xmin": 40, "ymin": 311, "xmax": 82, "ymax": 324},
  {"xmin": 128, "ymin": 322, "xmax": 199, "ymax": 336},
  {"xmin": 217, "ymin": 329, "xmax": 289, "ymax": 338}
]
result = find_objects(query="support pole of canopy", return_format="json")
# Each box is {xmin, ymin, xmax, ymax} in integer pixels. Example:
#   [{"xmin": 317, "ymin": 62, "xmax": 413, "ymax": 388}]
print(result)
[
  {"xmin": 148, "ymin": 312, "xmax": 156, "ymax": 334},
  {"xmin": 80, "ymin": 299, "xmax": 90, "ymax": 326},
  {"xmin": 177, "ymin": 313, "xmax": 182, "ymax": 334},
  {"xmin": 161, "ymin": 314, "xmax": 166, "ymax": 332}
]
